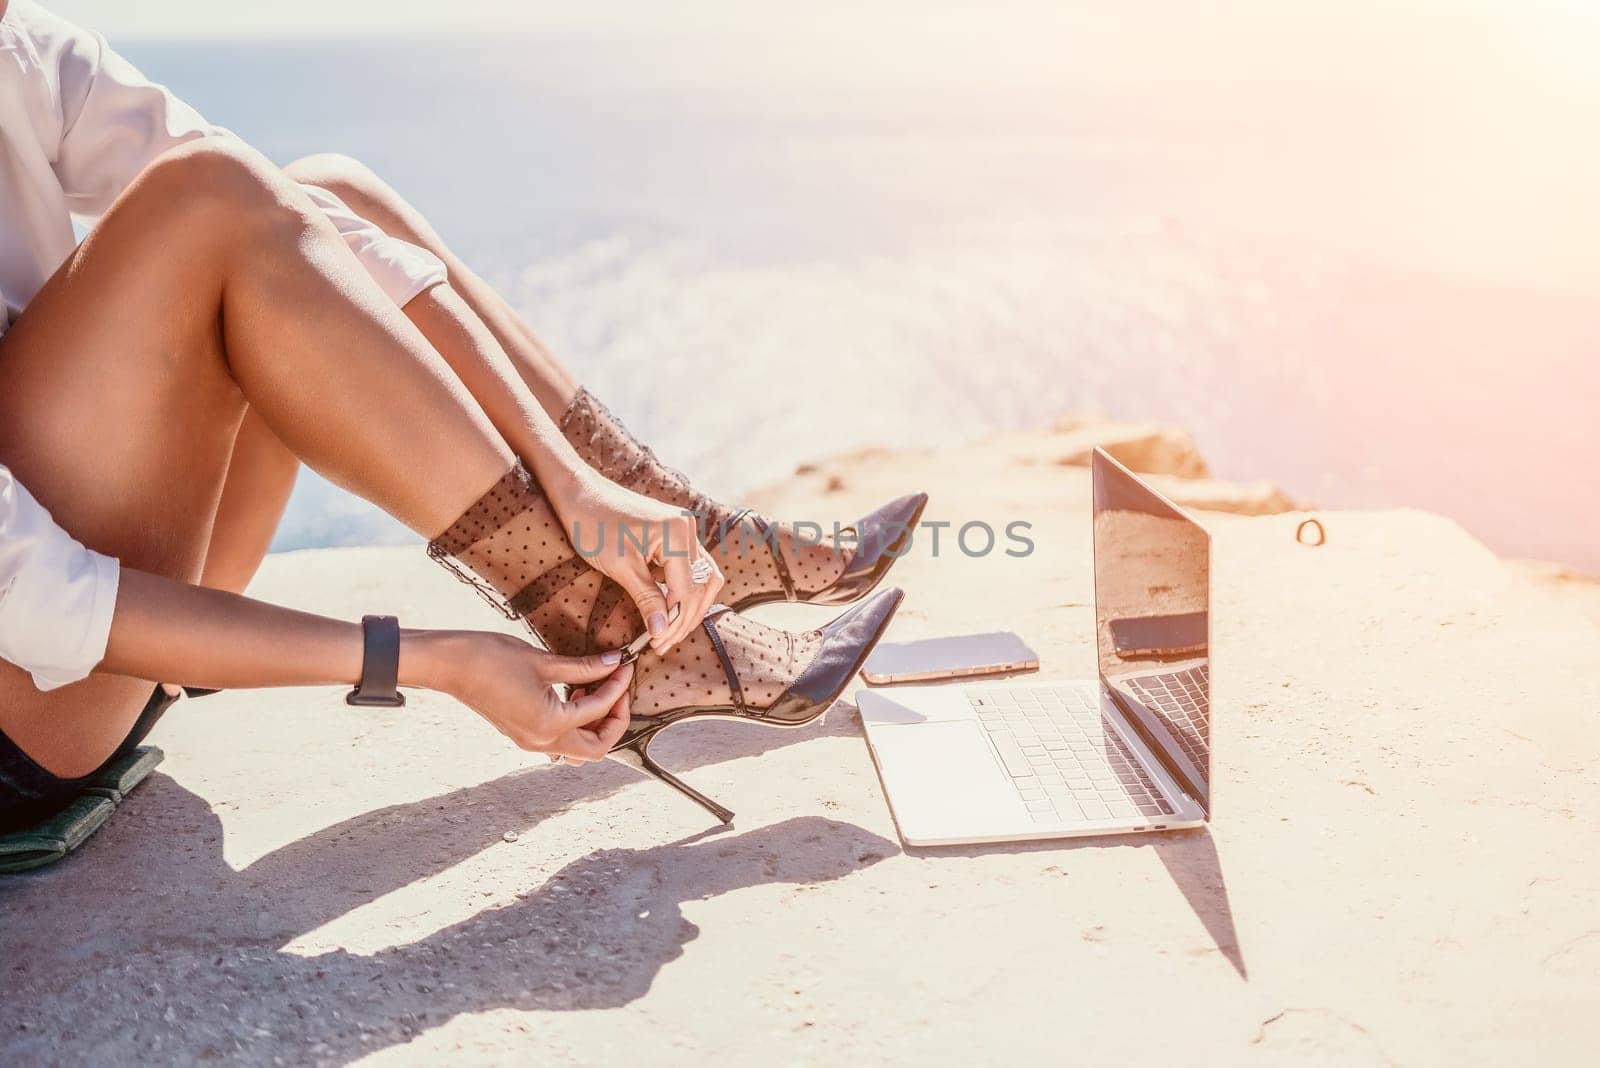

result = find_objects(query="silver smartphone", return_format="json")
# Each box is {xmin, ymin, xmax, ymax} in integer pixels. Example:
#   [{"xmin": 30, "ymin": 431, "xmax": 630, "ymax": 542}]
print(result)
[{"xmin": 860, "ymin": 631, "xmax": 1039, "ymax": 686}]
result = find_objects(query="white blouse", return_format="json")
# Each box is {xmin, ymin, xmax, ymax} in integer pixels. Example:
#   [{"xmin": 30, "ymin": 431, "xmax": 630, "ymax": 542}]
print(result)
[{"xmin": 0, "ymin": 1, "xmax": 448, "ymax": 690}]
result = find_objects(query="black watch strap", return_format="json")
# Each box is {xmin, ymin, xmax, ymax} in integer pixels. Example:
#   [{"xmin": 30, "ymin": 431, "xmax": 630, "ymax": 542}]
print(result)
[{"xmin": 346, "ymin": 614, "xmax": 406, "ymax": 708}]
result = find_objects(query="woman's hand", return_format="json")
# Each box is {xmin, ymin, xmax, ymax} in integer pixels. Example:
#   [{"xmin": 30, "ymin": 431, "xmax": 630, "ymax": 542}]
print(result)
[
  {"xmin": 415, "ymin": 630, "xmax": 634, "ymax": 764},
  {"xmin": 397, "ymin": 287, "xmax": 719, "ymax": 652},
  {"xmin": 546, "ymin": 471, "xmax": 724, "ymax": 654},
  {"xmin": 102, "ymin": 571, "xmax": 627, "ymax": 766}
]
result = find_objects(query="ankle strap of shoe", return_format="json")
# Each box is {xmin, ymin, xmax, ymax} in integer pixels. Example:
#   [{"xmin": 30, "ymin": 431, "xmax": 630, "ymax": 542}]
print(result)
[
  {"xmin": 747, "ymin": 513, "xmax": 797, "ymax": 602},
  {"xmin": 706, "ymin": 509, "xmax": 797, "ymax": 603},
  {"xmin": 701, "ymin": 612, "xmax": 746, "ymax": 716}
]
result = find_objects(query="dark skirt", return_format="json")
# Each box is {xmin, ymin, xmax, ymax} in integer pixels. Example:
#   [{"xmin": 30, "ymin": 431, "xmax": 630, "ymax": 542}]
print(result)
[{"xmin": 0, "ymin": 684, "xmax": 179, "ymax": 832}]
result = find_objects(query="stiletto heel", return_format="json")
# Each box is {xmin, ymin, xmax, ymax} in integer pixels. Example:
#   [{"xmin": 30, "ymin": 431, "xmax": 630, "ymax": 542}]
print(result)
[
  {"xmin": 610, "ymin": 727, "xmax": 735, "ymax": 824},
  {"xmin": 608, "ymin": 588, "xmax": 903, "ymax": 825}
]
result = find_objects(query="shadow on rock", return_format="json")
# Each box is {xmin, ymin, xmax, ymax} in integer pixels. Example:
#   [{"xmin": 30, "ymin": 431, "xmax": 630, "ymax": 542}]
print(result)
[
  {"xmin": 1, "ymin": 777, "xmax": 892, "ymax": 1065},
  {"xmin": 908, "ymin": 826, "xmax": 1246, "ymax": 980}
]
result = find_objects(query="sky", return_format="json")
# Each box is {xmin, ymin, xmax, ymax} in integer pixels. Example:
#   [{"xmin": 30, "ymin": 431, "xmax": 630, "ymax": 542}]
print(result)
[
  {"xmin": 21, "ymin": 0, "xmax": 1600, "ymax": 568},
  {"xmin": 39, "ymin": 1, "xmax": 586, "ymax": 36},
  {"xmin": 34, "ymin": 0, "xmax": 1599, "ymax": 297},
  {"xmin": 42, "ymin": 0, "xmax": 1600, "ymax": 45},
  {"xmin": 35, "ymin": 0, "xmax": 1039, "ymax": 39}
]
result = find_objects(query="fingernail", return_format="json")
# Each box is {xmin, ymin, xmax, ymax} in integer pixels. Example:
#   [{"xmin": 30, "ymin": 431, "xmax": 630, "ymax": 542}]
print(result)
[
  {"xmin": 601, "ymin": 650, "xmax": 621, "ymax": 665},
  {"xmin": 648, "ymin": 612, "xmax": 666, "ymax": 635}
]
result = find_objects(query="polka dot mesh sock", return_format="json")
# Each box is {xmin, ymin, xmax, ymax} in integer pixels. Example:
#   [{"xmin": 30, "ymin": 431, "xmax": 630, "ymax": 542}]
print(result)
[
  {"xmin": 428, "ymin": 463, "xmax": 826, "ymax": 715},
  {"xmin": 627, "ymin": 610, "xmax": 824, "ymax": 717},
  {"xmin": 703, "ymin": 514, "xmax": 855, "ymax": 608},
  {"xmin": 559, "ymin": 389, "xmax": 854, "ymax": 605},
  {"xmin": 426, "ymin": 463, "xmax": 640, "ymax": 657}
]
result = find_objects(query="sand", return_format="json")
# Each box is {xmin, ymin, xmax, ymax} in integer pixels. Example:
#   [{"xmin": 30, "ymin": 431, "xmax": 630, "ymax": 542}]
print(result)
[{"xmin": 3, "ymin": 415, "xmax": 1598, "ymax": 1065}]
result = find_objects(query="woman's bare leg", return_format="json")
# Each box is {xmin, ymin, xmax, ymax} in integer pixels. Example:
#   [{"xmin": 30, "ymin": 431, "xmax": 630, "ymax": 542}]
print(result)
[
  {"xmin": 283, "ymin": 154, "xmax": 895, "ymax": 607},
  {"xmin": 0, "ymin": 138, "xmax": 513, "ymax": 775},
  {"xmin": 200, "ymin": 408, "xmax": 300, "ymax": 596},
  {"xmin": 283, "ymin": 154, "xmax": 579, "ymax": 420}
]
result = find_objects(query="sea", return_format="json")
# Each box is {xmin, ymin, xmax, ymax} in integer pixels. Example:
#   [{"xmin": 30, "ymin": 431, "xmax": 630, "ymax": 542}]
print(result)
[{"xmin": 116, "ymin": 9, "xmax": 1600, "ymax": 573}]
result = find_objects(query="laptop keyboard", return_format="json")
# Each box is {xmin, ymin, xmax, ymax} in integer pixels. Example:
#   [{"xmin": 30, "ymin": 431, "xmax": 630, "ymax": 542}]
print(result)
[
  {"xmin": 1119, "ymin": 664, "xmax": 1210, "ymax": 770},
  {"xmin": 968, "ymin": 685, "xmax": 1175, "ymax": 824}
]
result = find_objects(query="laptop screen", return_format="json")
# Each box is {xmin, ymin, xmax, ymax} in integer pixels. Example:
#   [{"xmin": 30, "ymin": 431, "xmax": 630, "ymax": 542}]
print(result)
[{"xmin": 1091, "ymin": 449, "xmax": 1212, "ymax": 815}]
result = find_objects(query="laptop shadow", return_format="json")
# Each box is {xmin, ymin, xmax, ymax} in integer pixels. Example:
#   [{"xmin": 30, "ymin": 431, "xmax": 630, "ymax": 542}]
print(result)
[{"xmin": 907, "ymin": 828, "xmax": 1246, "ymax": 979}]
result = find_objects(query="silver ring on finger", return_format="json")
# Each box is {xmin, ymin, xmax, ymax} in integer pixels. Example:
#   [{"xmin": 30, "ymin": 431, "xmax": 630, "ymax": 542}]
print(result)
[{"xmin": 689, "ymin": 556, "xmax": 713, "ymax": 585}]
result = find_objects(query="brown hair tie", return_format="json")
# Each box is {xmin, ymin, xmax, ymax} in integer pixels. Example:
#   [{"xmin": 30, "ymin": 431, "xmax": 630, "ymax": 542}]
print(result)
[{"xmin": 1296, "ymin": 518, "xmax": 1326, "ymax": 547}]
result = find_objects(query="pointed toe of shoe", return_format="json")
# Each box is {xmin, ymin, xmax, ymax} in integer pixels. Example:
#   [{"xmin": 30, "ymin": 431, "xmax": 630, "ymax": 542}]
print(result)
[
  {"xmin": 766, "ymin": 587, "xmax": 904, "ymax": 724},
  {"xmin": 809, "ymin": 492, "xmax": 928, "ymax": 606}
]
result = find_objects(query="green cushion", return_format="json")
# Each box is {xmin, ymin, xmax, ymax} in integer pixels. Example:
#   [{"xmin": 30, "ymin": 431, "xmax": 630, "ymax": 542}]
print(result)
[
  {"xmin": 84, "ymin": 743, "xmax": 165, "ymax": 803},
  {"xmin": 0, "ymin": 746, "xmax": 164, "ymax": 874}
]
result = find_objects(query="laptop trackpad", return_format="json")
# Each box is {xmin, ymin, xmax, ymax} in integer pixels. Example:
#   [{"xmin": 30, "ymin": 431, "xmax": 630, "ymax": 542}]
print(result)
[{"xmin": 870, "ymin": 721, "xmax": 1027, "ymax": 844}]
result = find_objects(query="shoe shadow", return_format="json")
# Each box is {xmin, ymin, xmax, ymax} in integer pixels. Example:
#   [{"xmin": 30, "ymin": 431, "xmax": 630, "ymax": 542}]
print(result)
[
  {"xmin": 0, "ymin": 705, "xmax": 892, "ymax": 1064},
  {"xmin": 238, "ymin": 708, "xmax": 863, "ymax": 936},
  {"xmin": 908, "ymin": 828, "xmax": 1247, "ymax": 980},
  {"xmin": 0, "ymin": 780, "xmax": 893, "ymax": 1064}
]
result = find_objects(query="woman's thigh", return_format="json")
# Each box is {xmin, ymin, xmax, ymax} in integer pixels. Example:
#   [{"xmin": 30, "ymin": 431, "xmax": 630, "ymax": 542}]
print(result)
[{"xmin": 0, "ymin": 182, "xmax": 246, "ymax": 777}]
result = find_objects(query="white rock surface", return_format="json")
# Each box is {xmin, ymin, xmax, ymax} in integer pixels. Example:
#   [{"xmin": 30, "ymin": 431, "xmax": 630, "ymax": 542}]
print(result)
[{"xmin": 3, "ymin": 422, "xmax": 1597, "ymax": 1065}]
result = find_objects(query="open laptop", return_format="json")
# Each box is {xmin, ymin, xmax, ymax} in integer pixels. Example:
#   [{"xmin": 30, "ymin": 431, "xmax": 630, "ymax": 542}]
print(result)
[{"xmin": 858, "ymin": 448, "xmax": 1212, "ymax": 846}]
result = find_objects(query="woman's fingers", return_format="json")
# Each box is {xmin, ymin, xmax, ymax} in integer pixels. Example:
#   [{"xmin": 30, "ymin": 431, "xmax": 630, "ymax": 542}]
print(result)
[
  {"xmin": 612, "ymin": 553, "xmax": 674, "ymax": 652},
  {"xmin": 584, "ymin": 689, "xmax": 632, "ymax": 750},
  {"xmin": 548, "ymin": 689, "xmax": 631, "ymax": 763},
  {"xmin": 558, "ymin": 662, "xmax": 633, "ymax": 727},
  {"xmin": 678, "ymin": 548, "xmax": 723, "ymax": 647},
  {"xmin": 656, "ymin": 518, "xmax": 721, "ymax": 649},
  {"xmin": 657, "ymin": 539, "xmax": 701, "ymax": 649},
  {"xmin": 538, "ymin": 649, "xmax": 627, "ymax": 684},
  {"xmin": 698, "ymin": 548, "xmax": 725, "ymax": 614},
  {"xmin": 650, "ymin": 515, "xmax": 698, "ymax": 650},
  {"xmin": 549, "ymin": 685, "xmax": 592, "ymax": 766}
]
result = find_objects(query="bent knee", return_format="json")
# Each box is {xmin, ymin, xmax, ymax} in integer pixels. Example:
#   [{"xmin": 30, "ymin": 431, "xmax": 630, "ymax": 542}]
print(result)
[
  {"xmin": 136, "ymin": 137, "xmax": 311, "ymax": 231},
  {"xmin": 283, "ymin": 152, "xmax": 390, "ymax": 211}
]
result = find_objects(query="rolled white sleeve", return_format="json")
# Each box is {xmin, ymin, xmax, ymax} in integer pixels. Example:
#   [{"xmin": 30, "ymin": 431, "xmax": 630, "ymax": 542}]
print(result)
[
  {"xmin": 299, "ymin": 183, "xmax": 448, "ymax": 306},
  {"xmin": 0, "ymin": 465, "xmax": 120, "ymax": 691},
  {"xmin": 42, "ymin": 8, "xmax": 445, "ymax": 306}
]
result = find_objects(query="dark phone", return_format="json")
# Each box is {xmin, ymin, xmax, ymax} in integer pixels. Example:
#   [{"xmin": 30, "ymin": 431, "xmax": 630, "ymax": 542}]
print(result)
[{"xmin": 1108, "ymin": 611, "xmax": 1207, "ymax": 659}]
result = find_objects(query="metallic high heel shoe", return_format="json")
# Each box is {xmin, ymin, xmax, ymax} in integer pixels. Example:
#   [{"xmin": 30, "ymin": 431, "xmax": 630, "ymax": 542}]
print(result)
[
  {"xmin": 609, "ymin": 587, "xmax": 904, "ymax": 824},
  {"xmin": 711, "ymin": 492, "xmax": 929, "ymax": 611}
]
